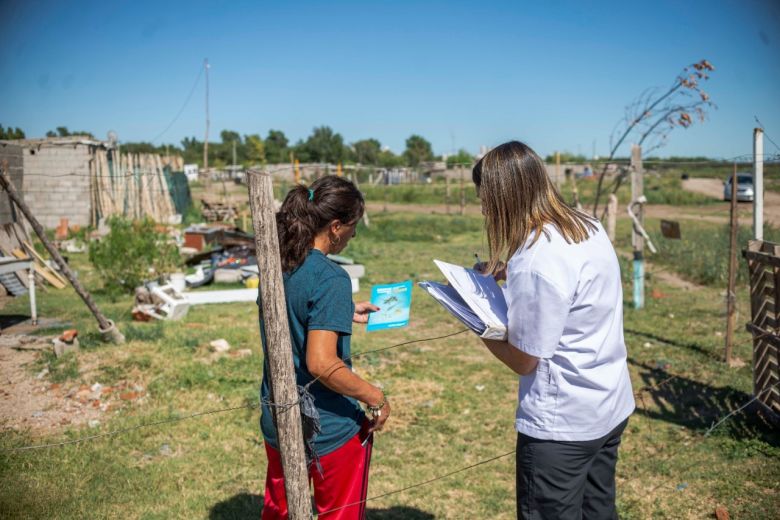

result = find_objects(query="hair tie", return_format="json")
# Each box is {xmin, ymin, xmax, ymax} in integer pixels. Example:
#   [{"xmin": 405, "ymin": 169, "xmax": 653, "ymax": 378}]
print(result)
[{"xmin": 308, "ymin": 188, "xmax": 315, "ymax": 201}]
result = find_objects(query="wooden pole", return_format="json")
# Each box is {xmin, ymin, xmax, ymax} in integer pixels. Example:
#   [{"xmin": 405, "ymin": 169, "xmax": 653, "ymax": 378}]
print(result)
[
  {"xmin": 606, "ymin": 194, "xmax": 617, "ymax": 243},
  {"xmin": 246, "ymin": 169, "xmax": 312, "ymax": 520},
  {"xmin": 753, "ymin": 128, "xmax": 764, "ymax": 241},
  {"xmin": 202, "ymin": 58, "xmax": 210, "ymax": 181},
  {"xmin": 0, "ymin": 162, "xmax": 124, "ymax": 344},
  {"xmin": 631, "ymin": 144, "xmax": 645, "ymax": 309},
  {"xmin": 445, "ymin": 174, "xmax": 451, "ymax": 215},
  {"xmin": 459, "ymin": 165, "xmax": 465, "ymax": 216},
  {"xmin": 725, "ymin": 162, "xmax": 739, "ymax": 364}
]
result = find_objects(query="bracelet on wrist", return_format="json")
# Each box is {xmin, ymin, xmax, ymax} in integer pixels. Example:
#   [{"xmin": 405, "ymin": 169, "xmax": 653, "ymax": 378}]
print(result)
[{"xmin": 366, "ymin": 395, "xmax": 386, "ymax": 418}]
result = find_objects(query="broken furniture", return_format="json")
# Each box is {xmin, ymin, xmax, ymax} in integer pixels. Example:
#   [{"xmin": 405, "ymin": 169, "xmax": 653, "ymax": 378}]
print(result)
[{"xmin": 0, "ymin": 256, "xmax": 37, "ymax": 324}]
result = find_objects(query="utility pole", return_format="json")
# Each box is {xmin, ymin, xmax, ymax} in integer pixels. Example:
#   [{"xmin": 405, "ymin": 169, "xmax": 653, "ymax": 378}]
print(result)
[
  {"xmin": 754, "ymin": 128, "xmax": 764, "ymax": 240},
  {"xmin": 247, "ymin": 169, "xmax": 312, "ymax": 519},
  {"xmin": 725, "ymin": 162, "xmax": 739, "ymax": 364},
  {"xmin": 631, "ymin": 144, "xmax": 645, "ymax": 309},
  {"xmin": 203, "ymin": 58, "xmax": 210, "ymax": 180},
  {"xmin": 0, "ymin": 162, "xmax": 124, "ymax": 344}
]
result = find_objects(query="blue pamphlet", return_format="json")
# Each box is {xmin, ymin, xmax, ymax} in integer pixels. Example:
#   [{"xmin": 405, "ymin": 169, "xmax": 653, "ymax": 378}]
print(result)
[{"xmin": 366, "ymin": 280, "xmax": 413, "ymax": 332}]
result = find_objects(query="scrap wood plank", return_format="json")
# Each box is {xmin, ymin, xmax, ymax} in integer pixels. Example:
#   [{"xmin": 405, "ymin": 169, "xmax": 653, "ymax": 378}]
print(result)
[
  {"xmin": 11, "ymin": 249, "xmax": 66, "ymax": 289},
  {"xmin": 22, "ymin": 241, "xmax": 68, "ymax": 286}
]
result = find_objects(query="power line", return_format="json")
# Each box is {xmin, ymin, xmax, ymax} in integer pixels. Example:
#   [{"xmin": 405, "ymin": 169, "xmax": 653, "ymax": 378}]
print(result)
[
  {"xmin": 148, "ymin": 65, "xmax": 205, "ymax": 145},
  {"xmin": 755, "ymin": 116, "xmax": 780, "ymax": 153}
]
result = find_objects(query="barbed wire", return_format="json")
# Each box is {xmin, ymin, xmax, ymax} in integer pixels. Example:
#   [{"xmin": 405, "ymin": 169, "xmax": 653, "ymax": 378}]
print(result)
[
  {"xmin": 12, "ymin": 152, "xmax": 780, "ymax": 180},
  {"xmin": 314, "ymin": 380, "xmax": 780, "ymax": 517},
  {"xmin": 2, "ymin": 329, "xmax": 469, "ymax": 452}
]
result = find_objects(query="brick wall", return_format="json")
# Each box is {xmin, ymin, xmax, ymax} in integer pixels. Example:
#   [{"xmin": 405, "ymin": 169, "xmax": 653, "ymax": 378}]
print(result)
[
  {"xmin": 22, "ymin": 144, "xmax": 93, "ymax": 229},
  {"xmin": 0, "ymin": 142, "xmax": 24, "ymax": 225}
]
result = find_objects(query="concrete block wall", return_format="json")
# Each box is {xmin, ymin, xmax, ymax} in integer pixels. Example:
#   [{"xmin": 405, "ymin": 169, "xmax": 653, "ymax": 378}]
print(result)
[
  {"xmin": 0, "ymin": 142, "xmax": 24, "ymax": 225},
  {"xmin": 22, "ymin": 145, "xmax": 92, "ymax": 228}
]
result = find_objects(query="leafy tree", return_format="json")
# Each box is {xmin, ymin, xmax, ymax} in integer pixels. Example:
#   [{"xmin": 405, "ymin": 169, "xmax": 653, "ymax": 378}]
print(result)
[
  {"xmin": 299, "ymin": 126, "xmax": 345, "ymax": 164},
  {"xmin": 244, "ymin": 134, "xmax": 265, "ymax": 165},
  {"xmin": 265, "ymin": 129, "xmax": 289, "ymax": 163},
  {"xmin": 446, "ymin": 148, "xmax": 474, "ymax": 168},
  {"xmin": 403, "ymin": 134, "xmax": 434, "ymax": 166},
  {"xmin": 88, "ymin": 217, "xmax": 180, "ymax": 296},
  {"xmin": 378, "ymin": 148, "xmax": 405, "ymax": 168},
  {"xmin": 0, "ymin": 125, "xmax": 25, "ymax": 140},
  {"xmin": 352, "ymin": 138, "xmax": 382, "ymax": 165},
  {"xmin": 181, "ymin": 136, "xmax": 203, "ymax": 165},
  {"xmin": 543, "ymin": 151, "xmax": 588, "ymax": 163},
  {"xmin": 48, "ymin": 126, "xmax": 94, "ymax": 138}
]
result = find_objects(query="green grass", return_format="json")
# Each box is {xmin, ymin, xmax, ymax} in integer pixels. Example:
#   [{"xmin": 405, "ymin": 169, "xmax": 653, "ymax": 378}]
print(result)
[{"xmin": 1, "ymin": 213, "xmax": 778, "ymax": 519}]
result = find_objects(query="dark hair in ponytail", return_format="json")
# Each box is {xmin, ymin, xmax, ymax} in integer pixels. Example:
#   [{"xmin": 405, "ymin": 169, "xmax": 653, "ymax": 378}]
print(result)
[{"xmin": 276, "ymin": 175, "xmax": 364, "ymax": 272}]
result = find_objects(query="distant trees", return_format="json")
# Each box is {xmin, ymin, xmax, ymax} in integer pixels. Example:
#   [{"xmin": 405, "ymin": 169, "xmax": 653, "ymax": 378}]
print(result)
[
  {"xmin": 403, "ymin": 134, "xmax": 434, "ymax": 166},
  {"xmin": 352, "ymin": 138, "xmax": 382, "ymax": 165},
  {"xmin": 296, "ymin": 126, "xmax": 346, "ymax": 164},
  {"xmin": 45, "ymin": 126, "xmax": 94, "ymax": 138},
  {"xmin": 20, "ymin": 122, "xmax": 468, "ymax": 169},
  {"xmin": 446, "ymin": 148, "xmax": 475, "ymax": 167},
  {"xmin": 0, "ymin": 125, "xmax": 25, "ymax": 140},
  {"xmin": 265, "ymin": 130, "xmax": 289, "ymax": 163}
]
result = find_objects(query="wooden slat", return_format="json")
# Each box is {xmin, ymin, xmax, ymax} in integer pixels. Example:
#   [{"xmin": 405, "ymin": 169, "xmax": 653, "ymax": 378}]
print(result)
[
  {"xmin": 11, "ymin": 249, "xmax": 66, "ymax": 289},
  {"xmin": 743, "ymin": 249, "xmax": 780, "ymax": 268},
  {"xmin": 22, "ymin": 241, "xmax": 68, "ymax": 286}
]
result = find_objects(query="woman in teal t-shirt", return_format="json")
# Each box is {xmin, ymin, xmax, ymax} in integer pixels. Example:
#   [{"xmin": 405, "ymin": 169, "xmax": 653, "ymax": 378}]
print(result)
[{"xmin": 260, "ymin": 175, "xmax": 390, "ymax": 520}]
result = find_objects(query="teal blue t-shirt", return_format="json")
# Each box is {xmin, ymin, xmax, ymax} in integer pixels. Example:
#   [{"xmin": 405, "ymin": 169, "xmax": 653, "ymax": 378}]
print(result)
[{"xmin": 259, "ymin": 249, "xmax": 364, "ymax": 455}]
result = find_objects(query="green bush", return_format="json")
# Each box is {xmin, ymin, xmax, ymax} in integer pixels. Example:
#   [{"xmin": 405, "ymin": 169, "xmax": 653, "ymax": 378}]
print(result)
[{"xmin": 88, "ymin": 217, "xmax": 180, "ymax": 295}]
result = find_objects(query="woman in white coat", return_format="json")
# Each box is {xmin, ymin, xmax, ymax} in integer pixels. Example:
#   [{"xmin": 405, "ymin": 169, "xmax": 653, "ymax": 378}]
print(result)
[{"xmin": 473, "ymin": 141, "xmax": 635, "ymax": 519}]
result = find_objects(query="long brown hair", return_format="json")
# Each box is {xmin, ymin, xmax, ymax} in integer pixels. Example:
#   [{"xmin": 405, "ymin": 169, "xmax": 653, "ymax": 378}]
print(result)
[
  {"xmin": 472, "ymin": 141, "xmax": 596, "ymax": 270},
  {"xmin": 276, "ymin": 175, "xmax": 364, "ymax": 272}
]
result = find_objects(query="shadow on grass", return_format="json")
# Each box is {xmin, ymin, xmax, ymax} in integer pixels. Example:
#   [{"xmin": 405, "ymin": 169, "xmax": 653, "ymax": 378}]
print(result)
[
  {"xmin": 625, "ymin": 327, "xmax": 720, "ymax": 361},
  {"xmin": 630, "ymin": 358, "xmax": 779, "ymax": 447},
  {"xmin": 208, "ymin": 492, "xmax": 435, "ymax": 519}
]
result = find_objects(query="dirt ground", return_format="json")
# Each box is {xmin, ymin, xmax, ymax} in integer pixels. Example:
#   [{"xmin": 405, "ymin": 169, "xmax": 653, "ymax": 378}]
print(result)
[
  {"xmin": 0, "ymin": 329, "xmax": 147, "ymax": 435},
  {"xmin": 681, "ymin": 177, "xmax": 780, "ymax": 226}
]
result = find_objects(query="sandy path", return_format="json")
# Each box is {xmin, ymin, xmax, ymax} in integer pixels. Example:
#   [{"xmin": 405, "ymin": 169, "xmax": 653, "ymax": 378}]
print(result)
[{"xmin": 681, "ymin": 178, "xmax": 780, "ymax": 226}]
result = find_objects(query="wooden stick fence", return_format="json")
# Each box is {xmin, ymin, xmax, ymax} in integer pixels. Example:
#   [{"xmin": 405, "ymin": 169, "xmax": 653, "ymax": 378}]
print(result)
[{"xmin": 743, "ymin": 239, "xmax": 780, "ymax": 415}]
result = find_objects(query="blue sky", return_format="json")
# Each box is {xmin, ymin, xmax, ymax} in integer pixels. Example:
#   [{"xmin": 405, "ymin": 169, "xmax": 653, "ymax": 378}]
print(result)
[{"xmin": 1, "ymin": 0, "xmax": 778, "ymax": 159}]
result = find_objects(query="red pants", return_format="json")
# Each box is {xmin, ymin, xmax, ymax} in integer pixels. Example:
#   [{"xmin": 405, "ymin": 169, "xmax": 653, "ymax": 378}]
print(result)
[{"xmin": 262, "ymin": 423, "xmax": 373, "ymax": 520}]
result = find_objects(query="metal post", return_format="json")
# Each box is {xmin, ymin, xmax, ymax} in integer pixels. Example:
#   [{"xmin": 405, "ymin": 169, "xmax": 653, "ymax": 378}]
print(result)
[
  {"xmin": 247, "ymin": 169, "xmax": 313, "ymax": 520},
  {"xmin": 754, "ymin": 128, "xmax": 764, "ymax": 241},
  {"xmin": 631, "ymin": 144, "xmax": 645, "ymax": 309},
  {"xmin": 725, "ymin": 163, "xmax": 739, "ymax": 364},
  {"xmin": 27, "ymin": 269, "xmax": 37, "ymax": 326}
]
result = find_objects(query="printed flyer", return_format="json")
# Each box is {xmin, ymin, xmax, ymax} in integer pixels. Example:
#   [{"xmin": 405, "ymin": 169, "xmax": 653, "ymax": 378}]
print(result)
[{"xmin": 366, "ymin": 280, "xmax": 413, "ymax": 332}]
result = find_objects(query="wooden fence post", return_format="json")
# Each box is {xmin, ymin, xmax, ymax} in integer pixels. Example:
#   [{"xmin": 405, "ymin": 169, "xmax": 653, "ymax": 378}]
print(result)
[
  {"xmin": 445, "ymin": 175, "xmax": 451, "ymax": 215},
  {"xmin": 0, "ymin": 161, "xmax": 125, "ymax": 344},
  {"xmin": 459, "ymin": 165, "xmax": 465, "ymax": 216},
  {"xmin": 247, "ymin": 169, "xmax": 312, "ymax": 520},
  {"xmin": 631, "ymin": 144, "xmax": 645, "ymax": 309},
  {"xmin": 606, "ymin": 194, "xmax": 617, "ymax": 243},
  {"xmin": 725, "ymin": 163, "xmax": 739, "ymax": 364}
]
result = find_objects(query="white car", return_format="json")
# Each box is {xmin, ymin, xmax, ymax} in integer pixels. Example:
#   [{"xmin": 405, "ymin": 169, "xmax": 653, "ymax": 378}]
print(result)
[{"xmin": 723, "ymin": 173, "xmax": 754, "ymax": 202}]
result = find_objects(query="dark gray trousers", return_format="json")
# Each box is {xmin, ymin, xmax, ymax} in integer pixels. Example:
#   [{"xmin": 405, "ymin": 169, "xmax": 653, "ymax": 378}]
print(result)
[{"xmin": 516, "ymin": 418, "xmax": 628, "ymax": 520}]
